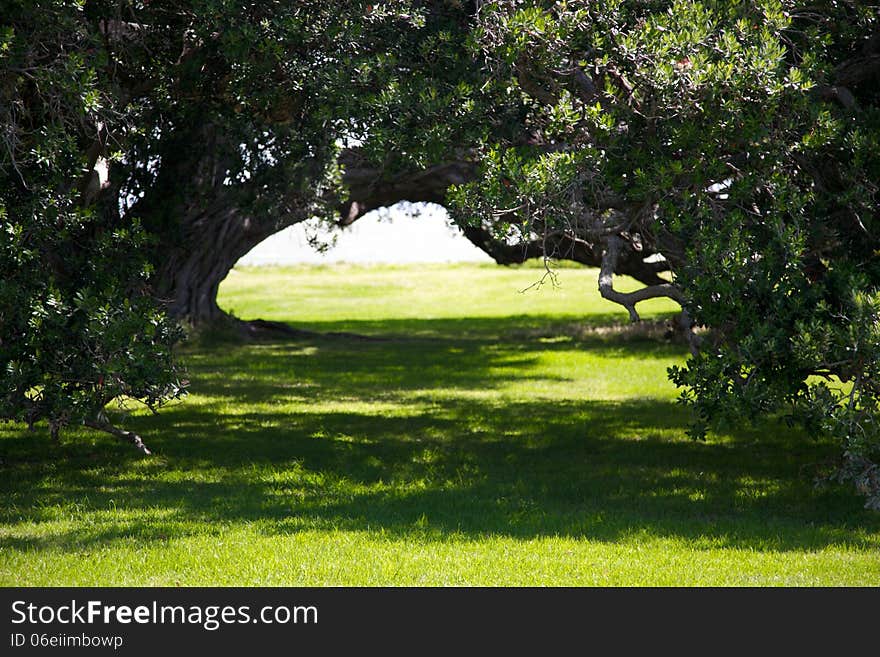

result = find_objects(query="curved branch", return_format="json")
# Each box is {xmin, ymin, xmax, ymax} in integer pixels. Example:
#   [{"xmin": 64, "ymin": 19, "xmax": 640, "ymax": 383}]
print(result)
[
  {"xmin": 462, "ymin": 224, "xmax": 670, "ymax": 286},
  {"xmin": 835, "ymin": 54, "xmax": 880, "ymax": 88},
  {"xmin": 598, "ymin": 235, "xmax": 685, "ymax": 322},
  {"xmin": 336, "ymin": 149, "xmax": 673, "ymax": 285},
  {"xmin": 337, "ymin": 149, "xmax": 477, "ymax": 225},
  {"xmin": 813, "ymin": 84, "xmax": 857, "ymax": 110}
]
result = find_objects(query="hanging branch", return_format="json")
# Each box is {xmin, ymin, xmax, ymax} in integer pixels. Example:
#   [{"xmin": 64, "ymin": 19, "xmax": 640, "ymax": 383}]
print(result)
[
  {"xmin": 598, "ymin": 235, "xmax": 686, "ymax": 321},
  {"xmin": 598, "ymin": 234, "xmax": 700, "ymax": 354},
  {"xmin": 84, "ymin": 418, "xmax": 152, "ymax": 455}
]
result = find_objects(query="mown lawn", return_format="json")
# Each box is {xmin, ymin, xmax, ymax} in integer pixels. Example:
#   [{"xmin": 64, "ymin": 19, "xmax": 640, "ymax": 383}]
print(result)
[{"xmin": 2, "ymin": 263, "xmax": 879, "ymax": 585}]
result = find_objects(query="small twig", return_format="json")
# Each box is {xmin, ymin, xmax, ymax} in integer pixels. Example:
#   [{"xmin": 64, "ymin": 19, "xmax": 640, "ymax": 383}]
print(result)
[{"xmin": 520, "ymin": 259, "xmax": 560, "ymax": 293}]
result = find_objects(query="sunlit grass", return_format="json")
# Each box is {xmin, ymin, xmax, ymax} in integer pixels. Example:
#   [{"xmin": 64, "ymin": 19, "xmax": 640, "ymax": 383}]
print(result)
[
  {"xmin": 1, "ymin": 263, "xmax": 878, "ymax": 586},
  {"xmin": 218, "ymin": 262, "xmax": 678, "ymax": 336}
]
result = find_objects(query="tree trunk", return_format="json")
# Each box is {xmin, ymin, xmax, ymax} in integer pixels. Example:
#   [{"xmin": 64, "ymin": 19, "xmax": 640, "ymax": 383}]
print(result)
[
  {"xmin": 125, "ymin": 122, "xmax": 314, "ymax": 330},
  {"xmin": 136, "ymin": 145, "xmax": 670, "ymax": 329},
  {"xmin": 153, "ymin": 208, "xmax": 292, "ymax": 325},
  {"xmin": 141, "ymin": 148, "xmax": 483, "ymax": 329}
]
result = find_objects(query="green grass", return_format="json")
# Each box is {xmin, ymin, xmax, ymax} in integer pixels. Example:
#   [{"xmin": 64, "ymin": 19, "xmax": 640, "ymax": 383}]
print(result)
[{"xmin": 2, "ymin": 263, "xmax": 879, "ymax": 585}]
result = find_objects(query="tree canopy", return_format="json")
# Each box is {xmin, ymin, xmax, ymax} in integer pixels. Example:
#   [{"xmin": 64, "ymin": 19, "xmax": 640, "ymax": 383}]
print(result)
[
  {"xmin": 0, "ymin": 0, "xmax": 186, "ymax": 449},
  {"xmin": 2, "ymin": 0, "xmax": 494, "ymax": 442},
  {"xmin": 2, "ymin": 0, "xmax": 880, "ymax": 507},
  {"xmin": 449, "ymin": 0, "xmax": 880, "ymax": 507}
]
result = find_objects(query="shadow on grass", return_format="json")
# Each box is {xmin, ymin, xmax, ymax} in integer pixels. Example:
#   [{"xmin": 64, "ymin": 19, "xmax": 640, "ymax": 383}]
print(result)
[
  {"xmin": 1, "ymin": 319, "xmax": 878, "ymax": 555},
  {"xmin": 217, "ymin": 312, "xmax": 682, "ymax": 341},
  {"xmin": 180, "ymin": 323, "xmax": 686, "ymax": 403}
]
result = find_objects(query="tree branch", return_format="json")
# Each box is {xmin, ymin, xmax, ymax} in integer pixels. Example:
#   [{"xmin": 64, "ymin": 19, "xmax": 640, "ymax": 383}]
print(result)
[
  {"xmin": 598, "ymin": 235, "xmax": 685, "ymax": 322},
  {"xmin": 84, "ymin": 418, "xmax": 152, "ymax": 455}
]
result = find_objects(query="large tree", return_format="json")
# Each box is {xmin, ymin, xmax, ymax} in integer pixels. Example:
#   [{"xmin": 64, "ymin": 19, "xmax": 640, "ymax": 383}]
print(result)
[
  {"xmin": 110, "ymin": 1, "xmax": 502, "ymax": 327},
  {"xmin": 0, "ymin": 0, "xmax": 510, "ymax": 443},
  {"xmin": 6, "ymin": 0, "xmax": 880, "ymax": 513},
  {"xmin": 10, "ymin": 0, "xmax": 659, "ymax": 336},
  {"xmin": 102, "ymin": 0, "xmax": 665, "ymax": 329},
  {"xmin": 448, "ymin": 0, "xmax": 880, "ymax": 507}
]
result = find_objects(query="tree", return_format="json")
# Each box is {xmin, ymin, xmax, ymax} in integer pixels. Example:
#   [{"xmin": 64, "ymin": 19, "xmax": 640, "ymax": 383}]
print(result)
[
  {"xmin": 28, "ymin": 0, "xmax": 658, "ymax": 336},
  {"xmin": 0, "ymin": 1, "xmax": 507, "ymax": 443},
  {"xmin": 7, "ymin": 0, "xmax": 880, "ymax": 514},
  {"xmin": 110, "ymin": 1, "xmax": 500, "ymax": 328},
  {"xmin": 340, "ymin": 149, "xmax": 672, "ymax": 286},
  {"xmin": 448, "ymin": 0, "xmax": 880, "ymax": 507},
  {"xmin": 1, "ymin": 1, "xmax": 185, "ymax": 451}
]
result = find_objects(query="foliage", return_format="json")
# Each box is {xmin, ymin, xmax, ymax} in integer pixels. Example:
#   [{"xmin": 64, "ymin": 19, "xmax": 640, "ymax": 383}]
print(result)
[
  {"xmin": 99, "ymin": 1, "xmax": 503, "ymax": 242},
  {"xmin": 5, "ymin": 0, "xmax": 880, "ymax": 514},
  {"xmin": 1, "ymin": 0, "xmax": 490, "ymax": 442},
  {"xmin": 0, "ymin": 1, "xmax": 185, "ymax": 441},
  {"xmin": 351, "ymin": 1, "xmax": 526, "ymax": 172},
  {"xmin": 115, "ymin": 1, "xmax": 428, "ymax": 231},
  {"xmin": 448, "ymin": 1, "xmax": 880, "ymax": 507}
]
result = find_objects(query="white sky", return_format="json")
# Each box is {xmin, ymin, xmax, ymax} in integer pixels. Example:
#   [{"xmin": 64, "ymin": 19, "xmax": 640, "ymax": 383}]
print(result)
[{"xmin": 237, "ymin": 203, "xmax": 493, "ymax": 266}]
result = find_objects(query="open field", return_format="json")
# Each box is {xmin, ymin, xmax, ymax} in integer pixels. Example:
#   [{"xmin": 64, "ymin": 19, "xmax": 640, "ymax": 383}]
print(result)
[{"xmin": 2, "ymin": 263, "xmax": 879, "ymax": 585}]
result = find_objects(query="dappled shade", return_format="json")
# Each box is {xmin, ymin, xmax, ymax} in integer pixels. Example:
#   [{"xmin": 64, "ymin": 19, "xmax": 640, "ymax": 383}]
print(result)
[{"xmin": 3, "ymin": 317, "xmax": 878, "ymax": 578}]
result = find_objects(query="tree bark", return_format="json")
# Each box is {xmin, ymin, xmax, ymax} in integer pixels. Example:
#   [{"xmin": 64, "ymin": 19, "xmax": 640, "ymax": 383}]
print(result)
[
  {"xmin": 126, "ymin": 122, "xmax": 316, "ymax": 329},
  {"xmin": 153, "ymin": 207, "xmax": 286, "ymax": 325}
]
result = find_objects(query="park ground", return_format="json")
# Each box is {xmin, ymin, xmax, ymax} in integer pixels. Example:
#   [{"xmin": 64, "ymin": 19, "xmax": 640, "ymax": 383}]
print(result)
[{"xmin": 1, "ymin": 262, "xmax": 879, "ymax": 585}]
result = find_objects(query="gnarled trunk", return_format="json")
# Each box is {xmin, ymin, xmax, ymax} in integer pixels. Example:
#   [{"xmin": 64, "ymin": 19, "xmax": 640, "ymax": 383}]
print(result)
[
  {"xmin": 127, "ymin": 122, "xmax": 314, "ymax": 329},
  {"xmin": 153, "ymin": 208, "xmax": 290, "ymax": 325}
]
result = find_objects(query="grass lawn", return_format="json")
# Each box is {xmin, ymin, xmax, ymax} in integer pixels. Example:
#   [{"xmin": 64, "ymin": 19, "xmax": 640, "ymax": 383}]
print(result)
[{"xmin": 2, "ymin": 262, "xmax": 879, "ymax": 585}]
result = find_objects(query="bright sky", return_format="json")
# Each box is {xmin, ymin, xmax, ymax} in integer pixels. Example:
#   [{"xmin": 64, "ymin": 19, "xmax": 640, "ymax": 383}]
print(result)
[{"xmin": 237, "ymin": 203, "xmax": 493, "ymax": 266}]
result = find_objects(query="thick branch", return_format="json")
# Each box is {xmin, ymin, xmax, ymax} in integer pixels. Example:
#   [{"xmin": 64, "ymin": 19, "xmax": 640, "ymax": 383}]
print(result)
[
  {"xmin": 813, "ymin": 84, "xmax": 857, "ymax": 110},
  {"xmin": 337, "ymin": 150, "xmax": 671, "ymax": 286},
  {"xmin": 835, "ymin": 54, "xmax": 880, "ymax": 88},
  {"xmin": 462, "ymin": 224, "xmax": 670, "ymax": 286},
  {"xmin": 337, "ymin": 149, "xmax": 477, "ymax": 224}
]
